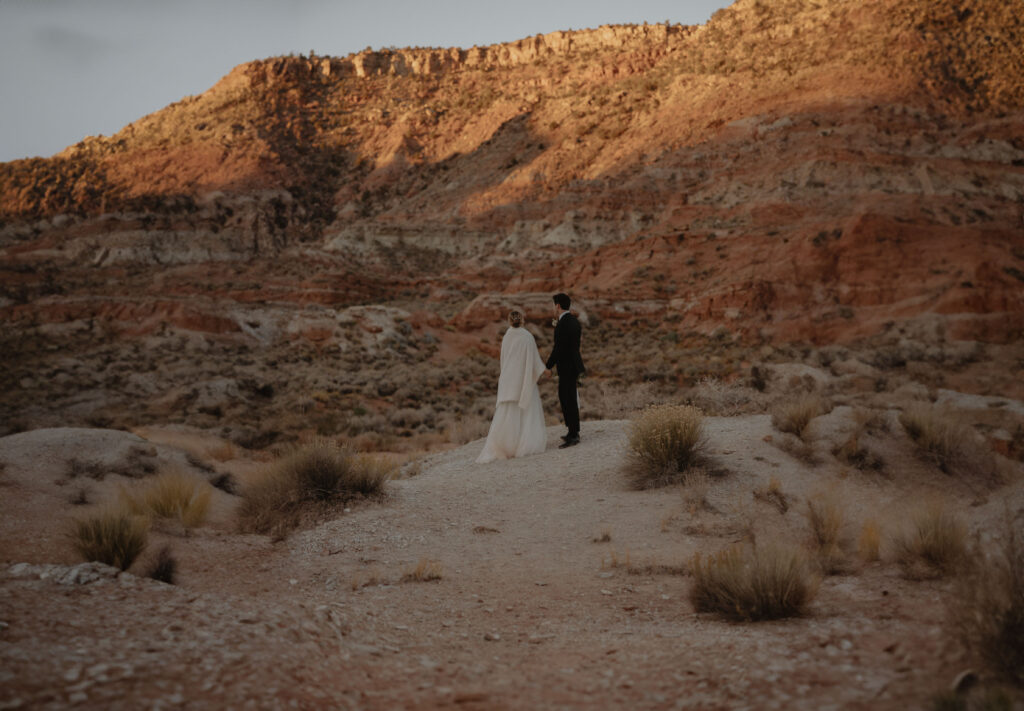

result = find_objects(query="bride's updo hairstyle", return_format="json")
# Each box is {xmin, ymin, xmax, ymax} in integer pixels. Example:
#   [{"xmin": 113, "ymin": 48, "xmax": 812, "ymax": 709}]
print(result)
[{"xmin": 508, "ymin": 309, "xmax": 523, "ymax": 327}]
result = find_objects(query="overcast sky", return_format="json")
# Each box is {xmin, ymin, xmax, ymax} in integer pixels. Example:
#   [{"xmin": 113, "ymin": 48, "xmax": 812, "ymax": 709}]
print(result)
[{"xmin": 0, "ymin": 0, "xmax": 729, "ymax": 163}]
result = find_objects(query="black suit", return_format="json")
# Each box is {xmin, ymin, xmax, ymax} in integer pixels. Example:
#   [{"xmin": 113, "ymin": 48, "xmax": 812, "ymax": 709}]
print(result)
[{"xmin": 546, "ymin": 312, "xmax": 585, "ymax": 438}]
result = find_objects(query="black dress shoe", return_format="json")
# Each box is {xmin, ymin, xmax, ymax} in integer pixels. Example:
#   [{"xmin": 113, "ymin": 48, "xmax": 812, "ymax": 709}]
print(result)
[{"xmin": 558, "ymin": 437, "xmax": 580, "ymax": 449}]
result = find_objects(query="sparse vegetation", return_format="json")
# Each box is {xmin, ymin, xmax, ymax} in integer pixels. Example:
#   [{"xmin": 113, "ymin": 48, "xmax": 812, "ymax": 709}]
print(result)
[
  {"xmin": 70, "ymin": 506, "xmax": 149, "ymax": 570},
  {"xmin": 237, "ymin": 438, "xmax": 388, "ymax": 538},
  {"xmin": 689, "ymin": 543, "xmax": 818, "ymax": 621},
  {"xmin": 899, "ymin": 403, "xmax": 985, "ymax": 475},
  {"xmin": 771, "ymin": 393, "xmax": 824, "ymax": 440},
  {"xmin": 952, "ymin": 514, "xmax": 1024, "ymax": 686},
  {"xmin": 753, "ymin": 475, "xmax": 789, "ymax": 514},
  {"xmin": 893, "ymin": 501, "xmax": 968, "ymax": 579},
  {"xmin": 804, "ymin": 492, "xmax": 850, "ymax": 574},
  {"xmin": 120, "ymin": 470, "xmax": 213, "ymax": 529},
  {"xmin": 627, "ymin": 404, "xmax": 705, "ymax": 487},
  {"xmin": 401, "ymin": 557, "xmax": 443, "ymax": 582}
]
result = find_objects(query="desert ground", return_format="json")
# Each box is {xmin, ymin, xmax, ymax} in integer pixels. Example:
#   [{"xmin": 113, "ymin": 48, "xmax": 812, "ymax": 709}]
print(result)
[{"xmin": 2, "ymin": 358, "xmax": 1022, "ymax": 710}]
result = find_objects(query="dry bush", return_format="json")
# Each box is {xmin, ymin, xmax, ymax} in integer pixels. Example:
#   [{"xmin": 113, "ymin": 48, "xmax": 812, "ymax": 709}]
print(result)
[
  {"xmin": 686, "ymin": 376, "xmax": 762, "ymax": 416},
  {"xmin": 443, "ymin": 415, "xmax": 490, "ymax": 445},
  {"xmin": 804, "ymin": 492, "xmax": 851, "ymax": 574},
  {"xmin": 900, "ymin": 404, "xmax": 989, "ymax": 475},
  {"xmin": 627, "ymin": 404, "xmax": 706, "ymax": 488},
  {"xmin": 237, "ymin": 438, "xmax": 387, "ymax": 538},
  {"xmin": 70, "ymin": 506, "xmax": 149, "ymax": 570},
  {"xmin": 120, "ymin": 470, "xmax": 212, "ymax": 529},
  {"xmin": 689, "ymin": 543, "xmax": 818, "ymax": 621},
  {"xmin": 775, "ymin": 433, "xmax": 820, "ymax": 466},
  {"xmin": 401, "ymin": 558, "xmax": 443, "ymax": 582},
  {"xmin": 753, "ymin": 476, "xmax": 789, "ymax": 514},
  {"xmin": 833, "ymin": 434, "xmax": 885, "ymax": 472},
  {"xmin": 681, "ymin": 470, "xmax": 713, "ymax": 514},
  {"xmin": 952, "ymin": 513, "xmax": 1024, "ymax": 687},
  {"xmin": 858, "ymin": 519, "xmax": 882, "ymax": 562},
  {"xmin": 893, "ymin": 501, "xmax": 968, "ymax": 579},
  {"xmin": 771, "ymin": 393, "xmax": 824, "ymax": 440}
]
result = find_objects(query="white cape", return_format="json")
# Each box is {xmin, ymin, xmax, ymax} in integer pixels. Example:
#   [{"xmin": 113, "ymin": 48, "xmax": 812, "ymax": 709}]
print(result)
[{"xmin": 476, "ymin": 326, "xmax": 547, "ymax": 463}]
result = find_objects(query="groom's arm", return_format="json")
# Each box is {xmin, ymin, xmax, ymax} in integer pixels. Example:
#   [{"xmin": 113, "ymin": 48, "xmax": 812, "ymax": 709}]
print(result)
[{"xmin": 546, "ymin": 322, "xmax": 562, "ymax": 370}]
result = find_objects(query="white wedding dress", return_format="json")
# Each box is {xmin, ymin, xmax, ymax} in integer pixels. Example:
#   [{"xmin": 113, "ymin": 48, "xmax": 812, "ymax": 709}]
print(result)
[{"xmin": 476, "ymin": 326, "xmax": 547, "ymax": 463}]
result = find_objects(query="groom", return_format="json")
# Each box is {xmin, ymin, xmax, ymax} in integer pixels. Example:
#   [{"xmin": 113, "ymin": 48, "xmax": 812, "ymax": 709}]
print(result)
[{"xmin": 545, "ymin": 293, "xmax": 585, "ymax": 449}]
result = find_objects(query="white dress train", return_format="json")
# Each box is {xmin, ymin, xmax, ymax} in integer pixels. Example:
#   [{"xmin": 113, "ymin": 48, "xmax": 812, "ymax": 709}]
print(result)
[{"xmin": 476, "ymin": 326, "xmax": 547, "ymax": 463}]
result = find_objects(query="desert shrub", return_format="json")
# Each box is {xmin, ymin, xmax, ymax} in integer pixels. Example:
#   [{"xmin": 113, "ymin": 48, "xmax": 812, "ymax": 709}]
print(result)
[
  {"xmin": 70, "ymin": 506, "xmax": 149, "ymax": 570},
  {"xmin": 627, "ymin": 404, "xmax": 705, "ymax": 487},
  {"xmin": 771, "ymin": 393, "xmax": 824, "ymax": 440},
  {"xmin": 952, "ymin": 514, "xmax": 1024, "ymax": 686},
  {"xmin": 893, "ymin": 501, "xmax": 968, "ymax": 578},
  {"xmin": 899, "ymin": 404, "xmax": 983, "ymax": 474},
  {"xmin": 804, "ymin": 492, "xmax": 850, "ymax": 574},
  {"xmin": 120, "ymin": 471, "xmax": 212, "ymax": 528},
  {"xmin": 237, "ymin": 438, "xmax": 387, "ymax": 538},
  {"xmin": 689, "ymin": 543, "xmax": 818, "ymax": 621}
]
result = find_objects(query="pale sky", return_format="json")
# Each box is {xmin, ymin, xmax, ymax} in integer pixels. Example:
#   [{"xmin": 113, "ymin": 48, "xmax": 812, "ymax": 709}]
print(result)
[{"xmin": 0, "ymin": 0, "xmax": 729, "ymax": 163}]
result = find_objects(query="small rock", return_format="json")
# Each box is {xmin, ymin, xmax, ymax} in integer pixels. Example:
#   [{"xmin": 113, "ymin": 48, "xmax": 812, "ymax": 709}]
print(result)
[
  {"xmin": 484, "ymin": 632, "xmax": 501, "ymax": 641},
  {"xmin": 601, "ymin": 589, "xmax": 613, "ymax": 596},
  {"xmin": 63, "ymin": 666, "xmax": 82, "ymax": 683}
]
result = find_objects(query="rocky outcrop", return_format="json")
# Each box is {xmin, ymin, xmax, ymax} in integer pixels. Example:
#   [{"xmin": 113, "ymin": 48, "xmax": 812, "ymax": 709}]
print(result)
[{"xmin": 1, "ymin": 0, "xmax": 1023, "ymax": 436}]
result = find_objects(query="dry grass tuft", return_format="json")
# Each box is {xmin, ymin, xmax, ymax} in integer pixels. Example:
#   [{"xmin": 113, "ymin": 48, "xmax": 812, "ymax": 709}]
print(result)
[
  {"xmin": 592, "ymin": 529, "xmax": 612, "ymax": 543},
  {"xmin": 681, "ymin": 470, "xmax": 713, "ymax": 514},
  {"xmin": 858, "ymin": 519, "xmax": 882, "ymax": 562},
  {"xmin": 893, "ymin": 501, "xmax": 968, "ymax": 579},
  {"xmin": 753, "ymin": 476, "xmax": 789, "ymax": 514},
  {"xmin": 627, "ymin": 404, "xmax": 706, "ymax": 487},
  {"xmin": 899, "ymin": 404, "xmax": 991, "ymax": 476},
  {"xmin": 120, "ymin": 470, "xmax": 212, "ymax": 528},
  {"xmin": 771, "ymin": 394, "xmax": 824, "ymax": 440},
  {"xmin": 951, "ymin": 513, "xmax": 1024, "ymax": 686},
  {"xmin": 689, "ymin": 543, "xmax": 818, "ymax": 621},
  {"xmin": 237, "ymin": 438, "xmax": 387, "ymax": 538},
  {"xmin": 70, "ymin": 505, "xmax": 149, "ymax": 570},
  {"xmin": 804, "ymin": 492, "xmax": 851, "ymax": 575},
  {"xmin": 401, "ymin": 558, "xmax": 443, "ymax": 583}
]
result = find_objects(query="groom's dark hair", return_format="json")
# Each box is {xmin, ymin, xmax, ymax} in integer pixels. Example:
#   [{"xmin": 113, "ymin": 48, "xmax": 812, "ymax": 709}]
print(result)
[{"xmin": 553, "ymin": 293, "xmax": 571, "ymax": 310}]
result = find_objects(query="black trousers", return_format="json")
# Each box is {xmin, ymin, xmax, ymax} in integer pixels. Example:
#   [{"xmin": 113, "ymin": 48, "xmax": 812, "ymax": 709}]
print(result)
[{"xmin": 558, "ymin": 374, "xmax": 580, "ymax": 437}]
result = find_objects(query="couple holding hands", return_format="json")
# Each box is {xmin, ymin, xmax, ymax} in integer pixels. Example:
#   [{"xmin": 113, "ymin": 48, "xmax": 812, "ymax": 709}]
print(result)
[{"xmin": 476, "ymin": 293, "xmax": 585, "ymax": 464}]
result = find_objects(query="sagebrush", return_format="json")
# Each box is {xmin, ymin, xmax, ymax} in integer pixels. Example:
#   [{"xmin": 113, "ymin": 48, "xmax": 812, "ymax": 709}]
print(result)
[{"xmin": 627, "ymin": 404, "xmax": 705, "ymax": 487}]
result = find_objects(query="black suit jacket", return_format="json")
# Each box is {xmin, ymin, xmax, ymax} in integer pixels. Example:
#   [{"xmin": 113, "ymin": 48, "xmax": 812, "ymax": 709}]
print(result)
[{"xmin": 547, "ymin": 312, "xmax": 585, "ymax": 377}]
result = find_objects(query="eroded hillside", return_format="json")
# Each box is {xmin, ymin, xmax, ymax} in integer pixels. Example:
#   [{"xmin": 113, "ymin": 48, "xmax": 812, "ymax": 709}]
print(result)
[{"xmin": 1, "ymin": 0, "xmax": 1023, "ymax": 442}]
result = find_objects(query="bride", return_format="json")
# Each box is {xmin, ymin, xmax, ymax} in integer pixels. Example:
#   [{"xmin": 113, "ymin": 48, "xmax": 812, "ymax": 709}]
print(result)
[{"xmin": 476, "ymin": 308, "xmax": 549, "ymax": 463}]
